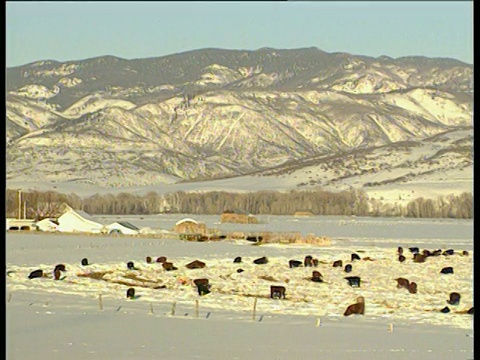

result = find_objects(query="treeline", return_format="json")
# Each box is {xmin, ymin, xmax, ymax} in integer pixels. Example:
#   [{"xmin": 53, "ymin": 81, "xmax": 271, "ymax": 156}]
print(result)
[{"xmin": 5, "ymin": 188, "xmax": 473, "ymax": 219}]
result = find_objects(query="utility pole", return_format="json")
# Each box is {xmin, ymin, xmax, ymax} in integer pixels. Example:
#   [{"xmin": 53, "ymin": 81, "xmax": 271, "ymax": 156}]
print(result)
[{"xmin": 18, "ymin": 190, "xmax": 22, "ymax": 219}]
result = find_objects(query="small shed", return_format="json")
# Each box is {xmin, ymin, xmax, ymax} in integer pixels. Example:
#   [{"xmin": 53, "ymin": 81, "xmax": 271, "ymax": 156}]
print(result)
[
  {"xmin": 105, "ymin": 221, "xmax": 140, "ymax": 235},
  {"xmin": 173, "ymin": 218, "xmax": 207, "ymax": 235}
]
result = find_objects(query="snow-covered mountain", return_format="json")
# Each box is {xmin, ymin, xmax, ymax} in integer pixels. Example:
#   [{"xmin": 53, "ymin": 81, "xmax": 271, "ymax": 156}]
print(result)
[{"xmin": 6, "ymin": 48, "xmax": 473, "ymax": 199}]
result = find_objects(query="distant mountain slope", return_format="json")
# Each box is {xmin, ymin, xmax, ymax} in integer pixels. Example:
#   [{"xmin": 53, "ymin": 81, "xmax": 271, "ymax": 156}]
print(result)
[{"xmin": 6, "ymin": 47, "xmax": 473, "ymax": 198}]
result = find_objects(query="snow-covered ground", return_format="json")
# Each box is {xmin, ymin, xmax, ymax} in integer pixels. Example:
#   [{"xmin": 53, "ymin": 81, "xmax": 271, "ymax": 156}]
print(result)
[{"xmin": 6, "ymin": 216, "xmax": 474, "ymax": 359}]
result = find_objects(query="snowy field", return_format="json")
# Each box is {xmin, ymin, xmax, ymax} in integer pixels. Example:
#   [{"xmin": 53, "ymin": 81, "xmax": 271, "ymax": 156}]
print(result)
[{"xmin": 6, "ymin": 215, "xmax": 474, "ymax": 359}]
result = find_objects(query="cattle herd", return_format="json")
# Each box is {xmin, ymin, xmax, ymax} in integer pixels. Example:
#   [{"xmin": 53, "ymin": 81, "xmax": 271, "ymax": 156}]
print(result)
[{"xmin": 23, "ymin": 245, "xmax": 473, "ymax": 319}]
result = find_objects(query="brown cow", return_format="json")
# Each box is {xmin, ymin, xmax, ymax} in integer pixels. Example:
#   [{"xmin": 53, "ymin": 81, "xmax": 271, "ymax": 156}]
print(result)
[
  {"xmin": 413, "ymin": 253, "xmax": 426, "ymax": 263},
  {"xmin": 408, "ymin": 282, "xmax": 418, "ymax": 294},
  {"xmin": 156, "ymin": 256, "xmax": 167, "ymax": 263},
  {"xmin": 333, "ymin": 260, "xmax": 343, "ymax": 268},
  {"xmin": 395, "ymin": 277, "xmax": 410, "ymax": 290},
  {"xmin": 311, "ymin": 271, "xmax": 323, "ymax": 283},
  {"xmin": 270, "ymin": 285, "xmax": 286, "ymax": 299},
  {"xmin": 343, "ymin": 296, "xmax": 365, "ymax": 316},
  {"xmin": 146, "ymin": 256, "xmax": 152, "ymax": 263},
  {"xmin": 163, "ymin": 262, "xmax": 177, "ymax": 271},
  {"xmin": 185, "ymin": 260, "xmax": 206, "ymax": 269}
]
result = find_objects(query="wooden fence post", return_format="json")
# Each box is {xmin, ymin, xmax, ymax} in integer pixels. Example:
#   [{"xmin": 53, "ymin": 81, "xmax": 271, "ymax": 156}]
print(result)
[{"xmin": 252, "ymin": 297, "xmax": 258, "ymax": 321}]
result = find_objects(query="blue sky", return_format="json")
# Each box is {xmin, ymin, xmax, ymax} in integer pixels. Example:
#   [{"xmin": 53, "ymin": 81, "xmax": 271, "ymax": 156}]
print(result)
[{"xmin": 6, "ymin": 1, "xmax": 473, "ymax": 67}]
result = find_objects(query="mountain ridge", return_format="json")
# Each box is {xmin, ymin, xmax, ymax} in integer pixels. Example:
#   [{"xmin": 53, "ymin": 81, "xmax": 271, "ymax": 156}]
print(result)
[{"xmin": 6, "ymin": 47, "xmax": 473, "ymax": 200}]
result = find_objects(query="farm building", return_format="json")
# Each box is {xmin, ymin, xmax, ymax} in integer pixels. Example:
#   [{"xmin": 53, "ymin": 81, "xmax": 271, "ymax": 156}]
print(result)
[
  {"xmin": 173, "ymin": 218, "xmax": 207, "ymax": 235},
  {"xmin": 35, "ymin": 218, "xmax": 59, "ymax": 232},
  {"xmin": 105, "ymin": 221, "xmax": 140, "ymax": 235},
  {"xmin": 57, "ymin": 206, "xmax": 105, "ymax": 234},
  {"xmin": 220, "ymin": 210, "xmax": 258, "ymax": 224},
  {"xmin": 6, "ymin": 218, "xmax": 37, "ymax": 231}
]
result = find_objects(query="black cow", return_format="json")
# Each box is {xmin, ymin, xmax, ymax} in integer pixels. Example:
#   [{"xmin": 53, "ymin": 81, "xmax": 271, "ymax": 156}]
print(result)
[
  {"xmin": 344, "ymin": 276, "xmax": 361, "ymax": 287},
  {"xmin": 398, "ymin": 255, "xmax": 406, "ymax": 263},
  {"xmin": 28, "ymin": 269, "xmax": 43, "ymax": 279},
  {"xmin": 443, "ymin": 249, "xmax": 455, "ymax": 256},
  {"xmin": 351, "ymin": 253, "xmax": 361, "ymax": 261},
  {"xmin": 54, "ymin": 264, "xmax": 66, "ymax": 272},
  {"xmin": 253, "ymin": 256, "xmax": 268, "ymax": 265},
  {"xmin": 81, "ymin": 258, "xmax": 89, "ymax": 266},
  {"xmin": 304, "ymin": 255, "xmax": 313, "ymax": 267},
  {"xmin": 126, "ymin": 288, "xmax": 135, "ymax": 299},
  {"xmin": 289, "ymin": 260, "xmax": 303, "ymax": 268},
  {"xmin": 146, "ymin": 256, "xmax": 152, "ymax": 263},
  {"xmin": 409, "ymin": 247, "xmax": 420, "ymax": 254},
  {"xmin": 270, "ymin": 285, "xmax": 286, "ymax": 299},
  {"xmin": 127, "ymin": 261, "xmax": 137, "ymax": 270},
  {"xmin": 447, "ymin": 292, "xmax": 461, "ymax": 305},
  {"xmin": 233, "ymin": 256, "xmax": 242, "ymax": 263},
  {"xmin": 193, "ymin": 278, "xmax": 211, "ymax": 296},
  {"xmin": 440, "ymin": 306, "xmax": 450, "ymax": 313},
  {"xmin": 440, "ymin": 267, "xmax": 454, "ymax": 274},
  {"xmin": 344, "ymin": 264, "xmax": 353, "ymax": 273}
]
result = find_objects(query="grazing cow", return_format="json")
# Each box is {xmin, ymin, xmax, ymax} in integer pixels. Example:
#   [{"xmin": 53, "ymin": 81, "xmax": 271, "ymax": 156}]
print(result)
[
  {"xmin": 409, "ymin": 247, "xmax": 420, "ymax": 254},
  {"xmin": 443, "ymin": 249, "xmax": 455, "ymax": 256},
  {"xmin": 28, "ymin": 269, "xmax": 43, "ymax": 279},
  {"xmin": 146, "ymin": 256, "xmax": 152, "ymax": 263},
  {"xmin": 233, "ymin": 256, "xmax": 242, "ymax": 263},
  {"xmin": 163, "ymin": 262, "xmax": 177, "ymax": 271},
  {"xmin": 126, "ymin": 288, "xmax": 135, "ymax": 299},
  {"xmin": 432, "ymin": 249, "xmax": 442, "ymax": 256},
  {"xmin": 253, "ymin": 256, "xmax": 268, "ymax": 265},
  {"xmin": 344, "ymin": 276, "xmax": 361, "ymax": 287},
  {"xmin": 447, "ymin": 292, "xmax": 461, "ymax": 305},
  {"xmin": 185, "ymin": 260, "xmax": 206, "ymax": 269},
  {"xmin": 467, "ymin": 307, "xmax": 474, "ymax": 314},
  {"xmin": 344, "ymin": 264, "xmax": 353, "ymax": 273},
  {"xmin": 236, "ymin": 268, "xmax": 244, "ymax": 273},
  {"xmin": 395, "ymin": 277, "xmax": 410, "ymax": 290},
  {"xmin": 440, "ymin": 306, "xmax": 450, "ymax": 313},
  {"xmin": 127, "ymin": 261, "xmax": 137, "ymax": 270},
  {"xmin": 311, "ymin": 271, "xmax": 323, "ymax": 283},
  {"xmin": 408, "ymin": 282, "xmax": 418, "ymax": 294},
  {"xmin": 397, "ymin": 246, "xmax": 404, "ymax": 255},
  {"xmin": 289, "ymin": 260, "xmax": 303, "ymax": 268},
  {"xmin": 351, "ymin": 253, "xmax": 361, "ymax": 261},
  {"xmin": 304, "ymin": 255, "xmax": 313, "ymax": 267},
  {"xmin": 81, "ymin": 258, "xmax": 89, "ymax": 266},
  {"xmin": 194, "ymin": 278, "xmax": 211, "ymax": 296},
  {"xmin": 332, "ymin": 260, "xmax": 343, "ymax": 268},
  {"xmin": 270, "ymin": 285, "xmax": 286, "ymax": 299},
  {"xmin": 312, "ymin": 258, "xmax": 319, "ymax": 267},
  {"xmin": 343, "ymin": 296, "xmax": 365, "ymax": 316},
  {"xmin": 462, "ymin": 250, "xmax": 469, "ymax": 256},
  {"xmin": 413, "ymin": 253, "xmax": 426, "ymax": 263},
  {"xmin": 398, "ymin": 255, "xmax": 406, "ymax": 263},
  {"xmin": 440, "ymin": 267, "xmax": 454, "ymax": 274},
  {"xmin": 156, "ymin": 256, "xmax": 167, "ymax": 263}
]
